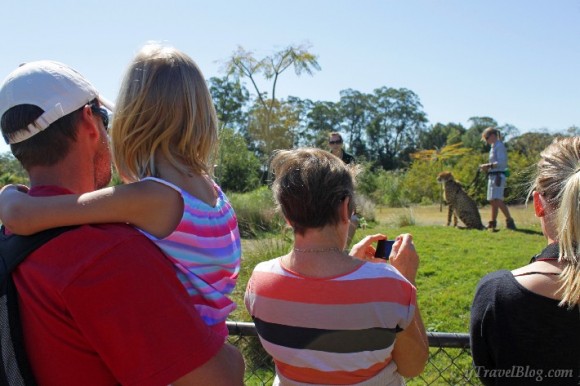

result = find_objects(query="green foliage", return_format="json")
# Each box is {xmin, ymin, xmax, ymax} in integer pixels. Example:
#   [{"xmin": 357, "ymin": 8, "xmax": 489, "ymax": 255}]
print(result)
[
  {"xmin": 461, "ymin": 116, "xmax": 498, "ymax": 151},
  {"xmin": 216, "ymin": 127, "xmax": 261, "ymax": 192},
  {"xmin": 0, "ymin": 152, "xmax": 27, "ymax": 186},
  {"xmin": 503, "ymin": 151, "xmax": 537, "ymax": 204},
  {"xmin": 220, "ymin": 44, "xmax": 323, "ymax": 176},
  {"xmin": 227, "ymin": 186, "xmax": 284, "ymax": 238},
  {"xmin": 366, "ymin": 87, "xmax": 428, "ymax": 170},
  {"xmin": 506, "ymin": 131, "xmax": 558, "ymax": 157},
  {"xmin": 418, "ymin": 122, "xmax": 466, "ymax": 149},
  {"xmin": 400, "ymin": 160, "xmax": 440, "ymax": 205},
  {"xmin": 209, "ymin": 76, "xmax": 249, "ymax": 132},
  {"xmin": 247, "ymin": 99, "xmax": 299, "ymax": 159},
  {"xmin": 357, "ymin": 163, "xmax": 410, "ymax": 206}
]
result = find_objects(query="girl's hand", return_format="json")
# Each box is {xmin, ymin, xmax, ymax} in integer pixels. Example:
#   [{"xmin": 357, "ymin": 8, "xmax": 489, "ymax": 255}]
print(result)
[
  {"xmin": 0, "ymin": 184, "xmax": 29, "ymax": 194},
  {"xmin": 0, "ymin": 184, "xmax": 32, "ymax": 233},
  {"xmin": 350, "ymin": 233, "xmax": 390, "ymax": 263}
]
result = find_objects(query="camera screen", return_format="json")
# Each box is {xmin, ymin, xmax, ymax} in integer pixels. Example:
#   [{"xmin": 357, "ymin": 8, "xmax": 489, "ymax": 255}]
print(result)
[{"xmin": 374, "ymin": 239, "xmax": 395, "ymax": 259}]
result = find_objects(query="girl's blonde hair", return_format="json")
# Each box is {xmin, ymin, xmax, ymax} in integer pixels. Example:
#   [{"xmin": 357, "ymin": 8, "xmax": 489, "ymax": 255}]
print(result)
[
  {"xmin": 111, "ymin": 43, "xmax": 217, "ymax": 182},
  {"xmin": 531, "ymin": 136, "xmax": 580, "ymax": 308}
]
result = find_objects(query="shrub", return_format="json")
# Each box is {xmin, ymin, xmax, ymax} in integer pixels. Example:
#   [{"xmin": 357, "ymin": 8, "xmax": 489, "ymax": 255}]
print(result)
[
  {"xmin": 215, "ymin": 127, "xmax": 261, "ymax": 192},
  {"xmin": 401, "ymin": 161, "xmax": 440, "ymax": 205},
  {"xmin": 357, "ymin": 163, "xmax": 409, "ymax": 207},
  {"xmin": 354, "ymin": 194, "xmax": 376, "ymax": 223},
  {"xmin": 228, "ymin": 187, "xmax": 284, "ymax": 238}
]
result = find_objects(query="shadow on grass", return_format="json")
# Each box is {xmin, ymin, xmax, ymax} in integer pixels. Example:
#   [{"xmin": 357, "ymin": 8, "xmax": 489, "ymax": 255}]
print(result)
[{"xmin": 508, "ymin": 228, "xmax": 543, "ymax": 236}]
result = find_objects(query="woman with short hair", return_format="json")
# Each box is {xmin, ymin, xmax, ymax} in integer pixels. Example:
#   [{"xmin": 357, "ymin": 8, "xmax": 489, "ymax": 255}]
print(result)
[{"xmin": 245, "ymin": 148, "xmax": 428, "ymax": 385}]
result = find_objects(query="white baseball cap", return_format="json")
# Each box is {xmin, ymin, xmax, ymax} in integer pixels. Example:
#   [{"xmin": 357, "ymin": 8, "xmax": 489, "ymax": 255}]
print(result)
[{"xmin": 0, "ymin": 60, "xmax": 114, "ymax": 144}]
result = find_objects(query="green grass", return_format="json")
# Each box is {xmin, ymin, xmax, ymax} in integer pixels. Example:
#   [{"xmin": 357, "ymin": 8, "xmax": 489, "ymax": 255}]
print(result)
[
  {"xmin": 229, "ymin": 208, "xmax": 546, "ymax": 384},
  {"xmin": 232, "ymin": 221, "xmax": 546, "ymax": 333},
  {"xmin": 373, "ymin": 224, "xmax": 546, "ymax": 332}
]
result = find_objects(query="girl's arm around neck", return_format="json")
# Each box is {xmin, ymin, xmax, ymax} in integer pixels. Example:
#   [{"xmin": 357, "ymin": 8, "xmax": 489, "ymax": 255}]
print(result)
[{"xmin": 0, "ymin": 180, "xmax": 183, "ymax": 238}]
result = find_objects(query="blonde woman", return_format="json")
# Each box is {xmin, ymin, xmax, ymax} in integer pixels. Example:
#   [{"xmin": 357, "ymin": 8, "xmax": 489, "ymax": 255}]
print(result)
[
  {"xmin": 470, "ymin": 137, "xmax": 580, "ymax": 385},
  {"xmin": 0, "ymin": 43, "xmax": 241, "ymax": 339}
]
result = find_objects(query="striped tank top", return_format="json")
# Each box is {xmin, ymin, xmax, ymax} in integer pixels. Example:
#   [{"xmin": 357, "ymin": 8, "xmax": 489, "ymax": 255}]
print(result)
[{"xmin": 141, "ymin": 177, "xmax": 241, "ymax": 337}]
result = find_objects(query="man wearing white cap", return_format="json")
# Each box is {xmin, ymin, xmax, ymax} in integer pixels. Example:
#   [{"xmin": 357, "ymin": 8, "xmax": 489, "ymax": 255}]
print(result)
[{"xmin": 0, "ymin": 61, "xmax": 243, "ymax": 385}]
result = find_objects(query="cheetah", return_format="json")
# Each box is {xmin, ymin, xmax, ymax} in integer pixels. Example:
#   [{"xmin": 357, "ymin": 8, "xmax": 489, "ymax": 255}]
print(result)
[{"xmin": 436, "ymin": 171, "xmax": 485, "ymax": 230}]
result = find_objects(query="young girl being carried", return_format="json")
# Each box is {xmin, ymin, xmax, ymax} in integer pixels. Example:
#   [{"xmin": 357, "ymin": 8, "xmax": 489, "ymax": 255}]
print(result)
[{"xmin": 0, "ymin": 43, "xmax": 241, "ymax": 339}]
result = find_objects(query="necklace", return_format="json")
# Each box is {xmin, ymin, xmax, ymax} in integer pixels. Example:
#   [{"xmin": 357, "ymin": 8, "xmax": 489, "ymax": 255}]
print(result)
[{"xmin": 293, "ymin": 246, "xmax": 342, "ymax": 253}]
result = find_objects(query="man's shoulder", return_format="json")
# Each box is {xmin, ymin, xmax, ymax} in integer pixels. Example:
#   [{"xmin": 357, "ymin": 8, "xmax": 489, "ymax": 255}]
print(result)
[
  {"xmin": 66, "ymin": 222, "xmax": 147, "ymax": 241},
  {"xmin": 40, "ymin": 223, "xmax": 162, "ymax": 259}
]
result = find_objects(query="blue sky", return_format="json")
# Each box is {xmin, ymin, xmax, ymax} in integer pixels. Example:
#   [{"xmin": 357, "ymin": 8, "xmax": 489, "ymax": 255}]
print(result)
[{"xmin": 1, "ymin": 0, "xmax": 579, "ymax": 154}]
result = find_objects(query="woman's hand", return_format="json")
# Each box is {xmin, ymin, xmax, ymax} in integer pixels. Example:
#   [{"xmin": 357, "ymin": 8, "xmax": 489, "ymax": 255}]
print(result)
[
  {"xmin": 390, "ymin": 233, "xmax": 419, "ymax": 284},
  {"xmin": 350, "ymin": 233, "xmax": 390, "ymax": 263}
]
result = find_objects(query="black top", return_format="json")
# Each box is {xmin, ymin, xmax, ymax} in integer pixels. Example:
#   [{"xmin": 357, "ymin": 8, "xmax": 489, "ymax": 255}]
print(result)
[
  {"xmin": 341, "ymin": 151, "xmax": 354, "ymax": 165},
  {"xmin": 470, "ymin": 251, "xmax": 580, "ymax": 385}
]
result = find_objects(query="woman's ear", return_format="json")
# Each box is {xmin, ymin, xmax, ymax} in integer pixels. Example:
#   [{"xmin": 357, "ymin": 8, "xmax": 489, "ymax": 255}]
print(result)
[
  {"xmin": 340, "ymin": 197, "xmax": 351, "ymax": 223},
  {"xmin": 533, "ymin": 191, "xmax": 545, "ymax": 217}
]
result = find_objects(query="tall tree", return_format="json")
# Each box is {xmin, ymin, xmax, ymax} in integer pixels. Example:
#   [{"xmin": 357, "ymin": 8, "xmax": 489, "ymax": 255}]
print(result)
[
  {"xmin": 462, "ymin": 116, "xmax": 498, "ymax": 151},
  {"xmin": 366, "ymin": 87, "xmax": 428, "ymax": 169},
  {"xmin": 338, "ymin": 89, "xmax": 371, "ymax": 159},
  {"xmin": 418, "ymin": 122, "xmax": 466, "ymax": 150},
  {"xmin": 247, "ymin": 99, "xmax": 300, "ymax": 161},
  {"xmin": 208, "ymin": 76, "xmax": 250, "ymax": 132},
  {"xmin": 507, "ymin": 131, "xmax": 558, "ymax": 158},
  {"xmin": 303, "ymin": 100, "xmax": 342, "ymax": 148},
  {"xmin": 222, "ymin": 44, "xmax": 320, "ymax": 158}
]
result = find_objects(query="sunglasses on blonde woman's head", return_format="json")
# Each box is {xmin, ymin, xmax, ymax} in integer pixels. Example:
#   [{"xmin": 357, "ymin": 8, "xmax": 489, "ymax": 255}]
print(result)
[{"xmin": 329, "ymin": 140, "xmax": 343, "ymax": 145}]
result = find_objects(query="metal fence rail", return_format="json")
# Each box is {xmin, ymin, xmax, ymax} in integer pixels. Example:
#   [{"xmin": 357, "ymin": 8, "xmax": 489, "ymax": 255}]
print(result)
[{"xmin": 227, "ymin": 321, "xmax": 480, "ymax": 385}]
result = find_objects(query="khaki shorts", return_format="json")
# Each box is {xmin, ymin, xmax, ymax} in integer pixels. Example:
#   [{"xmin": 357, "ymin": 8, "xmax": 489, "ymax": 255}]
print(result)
[{"xmin": 487, "ymin": 174, "xmax": 506, "ymax": 200}]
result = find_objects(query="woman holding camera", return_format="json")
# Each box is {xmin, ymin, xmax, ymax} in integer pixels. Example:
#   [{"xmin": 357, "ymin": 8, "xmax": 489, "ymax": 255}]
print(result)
[
  {"xmin": 244, "ymin": 148, "xmax": 428, "ymax": 385},
  {"xmin": 470, "ymin": 137, "xmax": 580, "ymax": 385}
]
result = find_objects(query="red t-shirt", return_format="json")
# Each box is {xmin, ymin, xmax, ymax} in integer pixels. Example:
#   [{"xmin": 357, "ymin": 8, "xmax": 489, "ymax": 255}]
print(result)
[{"xmin": 12, "ymin": 186, "xmax": 224, "ymax": 386}]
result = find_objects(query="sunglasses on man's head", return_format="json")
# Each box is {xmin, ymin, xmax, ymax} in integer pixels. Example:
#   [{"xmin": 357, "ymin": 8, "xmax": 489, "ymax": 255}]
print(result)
[
  {"xmin": 329, "ymin": 140, "xmax": 343, "ymax": 145},
  {"xmin": 88, "ymin": 102, "xmax": 109, "ymax": 130}
]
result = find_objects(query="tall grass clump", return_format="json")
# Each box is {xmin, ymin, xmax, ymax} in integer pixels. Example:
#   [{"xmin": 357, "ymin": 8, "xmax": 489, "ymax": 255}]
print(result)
[
  {"xmin": 228, "ymin": 186, "xmax": 284, "ymax": 238},
  {"xmin": 395, "ymin": 208, "xmax": 416, "ymax": 227},
  {"xmin": 354, "ymin": 194, "xmax": 376, "ymax": 223}
]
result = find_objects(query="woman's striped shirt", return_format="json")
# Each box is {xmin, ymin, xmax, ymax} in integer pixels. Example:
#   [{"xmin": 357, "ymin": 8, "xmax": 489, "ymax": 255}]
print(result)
[{"xmin": 245, "ymin": 258, "xmax": 416, "ymax": 385}]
